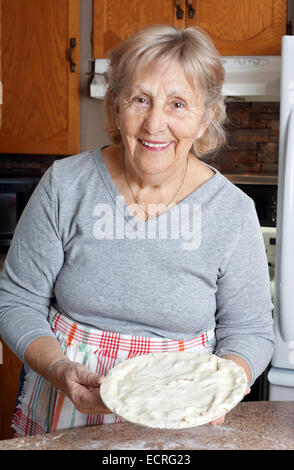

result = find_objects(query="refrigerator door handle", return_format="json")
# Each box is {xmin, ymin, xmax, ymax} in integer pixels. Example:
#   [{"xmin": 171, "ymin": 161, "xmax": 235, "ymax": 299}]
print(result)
[{"xmin": 280, "ymin": 107, "xmax": 294, "ymax": 342}]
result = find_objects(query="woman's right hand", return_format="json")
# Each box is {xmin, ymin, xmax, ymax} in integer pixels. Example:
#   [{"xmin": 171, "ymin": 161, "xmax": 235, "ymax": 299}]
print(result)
[{"xmin": 49, "ymin": 359, "xmax": 112, "ymax": 415}]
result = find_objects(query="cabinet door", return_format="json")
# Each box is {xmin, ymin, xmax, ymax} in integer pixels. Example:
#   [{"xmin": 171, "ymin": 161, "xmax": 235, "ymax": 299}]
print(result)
[
  {"xmin": 187, "ymin": 0, "xmax": 287, "ymax": 55},
  {"xmin": 93, "ymin": 0, "xmax": 186, "ymax": 58},
  {"xmin": 0, "ymin": 0, "xmax": 80, "ymax": 155},
  {"xmin": 0, "ymin": 342, "xmax": 22, "ymax": 440}
]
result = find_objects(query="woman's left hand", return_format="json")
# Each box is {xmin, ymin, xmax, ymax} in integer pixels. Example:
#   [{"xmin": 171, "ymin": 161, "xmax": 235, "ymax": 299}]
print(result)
[{"xmin": 209, "ymin": 354, "xmax": 251, "ymax": 427}]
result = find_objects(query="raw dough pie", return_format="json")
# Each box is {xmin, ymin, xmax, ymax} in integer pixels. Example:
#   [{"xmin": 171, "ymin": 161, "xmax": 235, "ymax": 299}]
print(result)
[{"xmin": 100, "ymin": 352, "xmax": 248, "ymax": 428}]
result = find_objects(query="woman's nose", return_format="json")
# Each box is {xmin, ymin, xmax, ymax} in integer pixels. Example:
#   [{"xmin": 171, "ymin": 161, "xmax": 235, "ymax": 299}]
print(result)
[{"xmin": 143, "ymin": 106, "xmax": 167, "ymax": 135}]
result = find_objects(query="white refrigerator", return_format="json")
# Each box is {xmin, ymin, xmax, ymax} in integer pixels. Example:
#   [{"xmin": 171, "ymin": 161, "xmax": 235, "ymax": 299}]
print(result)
[{"xmin": 268, "ymin": 35, "xmax": 294, "ymax": 400}]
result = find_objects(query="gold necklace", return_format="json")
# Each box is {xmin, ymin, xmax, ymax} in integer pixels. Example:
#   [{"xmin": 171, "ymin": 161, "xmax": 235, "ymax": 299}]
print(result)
[{"xmin": 123, "ymin": 149, "xmax": 189, "ymax": 220}]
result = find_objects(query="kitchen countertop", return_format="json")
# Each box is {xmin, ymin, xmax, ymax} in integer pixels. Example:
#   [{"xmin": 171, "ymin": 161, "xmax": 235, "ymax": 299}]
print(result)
[
  {"xmin": 223, "ymin": 173, "xmax": 278, "ymax": 185},
  {"xmin": 0, "ymin": 402, "xmax": 293, "ymax": 450}
]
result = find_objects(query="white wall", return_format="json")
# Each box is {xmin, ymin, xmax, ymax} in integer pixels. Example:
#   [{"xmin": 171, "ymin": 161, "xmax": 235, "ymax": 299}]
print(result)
[{"xmin": 80, "ymin": 0, "xmax": 111, "ymax": 152}]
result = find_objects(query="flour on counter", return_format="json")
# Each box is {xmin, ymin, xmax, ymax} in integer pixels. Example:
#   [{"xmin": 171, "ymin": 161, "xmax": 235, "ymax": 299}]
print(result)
[{"xmin": 100, "ymin": 352, "xmax": 248, "ymax": 429}]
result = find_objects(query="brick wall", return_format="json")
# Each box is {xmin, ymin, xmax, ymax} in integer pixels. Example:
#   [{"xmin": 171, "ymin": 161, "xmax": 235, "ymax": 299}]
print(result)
[
  {"xmin": 204, "ymin": 101, "xmax": 279, "ymax": 174},
  {"xmin": 0, "ymin": 101, "xmax": 280, "ymax": 177}
]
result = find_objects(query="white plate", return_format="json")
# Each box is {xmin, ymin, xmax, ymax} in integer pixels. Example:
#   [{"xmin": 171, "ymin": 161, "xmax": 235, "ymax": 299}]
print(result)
[{"xmin": 100, "ymin": 352, "xmax": 248, "ymax": 429}]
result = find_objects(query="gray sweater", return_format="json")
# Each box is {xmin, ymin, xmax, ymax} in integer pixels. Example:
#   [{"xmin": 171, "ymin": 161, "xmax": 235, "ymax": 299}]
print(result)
[{"xmin": 0, "ymin": 148, "xmax": 275, "ymax": 385}]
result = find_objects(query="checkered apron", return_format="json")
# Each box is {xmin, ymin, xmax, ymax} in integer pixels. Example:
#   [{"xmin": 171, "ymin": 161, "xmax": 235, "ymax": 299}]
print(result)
[{"xmin": 12, "ymin": 305, "xmax": 216, "ymax": 437}]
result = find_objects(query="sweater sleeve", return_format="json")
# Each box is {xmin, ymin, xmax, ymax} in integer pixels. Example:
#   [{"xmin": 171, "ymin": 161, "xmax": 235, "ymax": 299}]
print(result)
[
  {"xmin": 214, "ymin": 198, "xmax": 275, "ymax": 386},
  {"xmin": 0, "ymin": 164, "xmax": 64, "ymax": 363}
]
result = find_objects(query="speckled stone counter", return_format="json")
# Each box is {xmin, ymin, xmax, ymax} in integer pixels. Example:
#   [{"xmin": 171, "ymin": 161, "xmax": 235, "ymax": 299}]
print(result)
[{"xmin": 0, "ymin": 402, "xmax": 293, "ymax": 450}]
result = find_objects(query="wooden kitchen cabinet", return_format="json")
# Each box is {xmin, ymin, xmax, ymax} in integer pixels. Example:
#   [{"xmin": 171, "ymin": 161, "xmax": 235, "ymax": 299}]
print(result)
[
  {"xmin": 93, "ymin": 0, "xmax": 287, "ymax": 58},
  {"xmin": 93, "ymin": 0, "xmax": 185, "ymax": 58},
  {"xmin": 191, "ymin": 0, "xmax": 287, "ymax": 55},
  {"xmin": 0, "ymin": 342, "xmax": 22, "ymax": 440},
  {"xmin": 0, "ymin": 251, "xmax": 22, "ymax": 441},
  {"xmin": 0, "ymin": 0, "xmax": 80, "ymax": 155}
]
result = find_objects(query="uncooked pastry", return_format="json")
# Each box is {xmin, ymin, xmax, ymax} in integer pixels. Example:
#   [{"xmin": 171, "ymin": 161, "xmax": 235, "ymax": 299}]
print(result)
[{"xmin": 100, "ymin": 352, "xmax": 248, "ymax": 428}]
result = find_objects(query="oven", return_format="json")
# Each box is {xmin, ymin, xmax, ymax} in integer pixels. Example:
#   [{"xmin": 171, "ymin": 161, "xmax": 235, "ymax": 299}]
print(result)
[{"xmin": 0, "ymin": 177, "xmax": 40, "ymax": 251}]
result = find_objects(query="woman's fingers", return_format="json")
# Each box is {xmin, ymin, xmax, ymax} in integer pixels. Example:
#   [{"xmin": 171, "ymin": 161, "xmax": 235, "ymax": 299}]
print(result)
[
  {"xmin": 210, "ymin": 414, "xmax": 226, "ymax": 427},
  {"xmin": 74, "ymin": 365, "xmax": 101, "ymax": 388},
  {"xmin": 70, "ymin": 382, "xmax": 112, "ymax": 414},
  {"xmin": 69, "ymin": 365, "xmax": 112, "ymax": 414},
  {"xmin": 51, "ymin": 360, "xmax": 111, "ymax": 414}
]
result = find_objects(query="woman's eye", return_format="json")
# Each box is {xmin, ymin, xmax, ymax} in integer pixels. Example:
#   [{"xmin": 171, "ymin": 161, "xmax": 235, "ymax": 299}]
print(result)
[
  {"xmin": 172, "ymin": 101, "xmax": 185, "ymax": 109},
  {"xmin": 133, "ymin": 97, "xmax": 148, "ymax": 105}
]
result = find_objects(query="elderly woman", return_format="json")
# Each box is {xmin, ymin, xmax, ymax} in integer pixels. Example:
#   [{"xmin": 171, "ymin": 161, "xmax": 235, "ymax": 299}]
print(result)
[{"xmin": 0, "ymin": 24, "xmax": 274, "ymax": 437}]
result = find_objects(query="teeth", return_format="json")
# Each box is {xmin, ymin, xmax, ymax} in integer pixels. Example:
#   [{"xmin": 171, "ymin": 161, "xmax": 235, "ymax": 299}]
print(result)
[{"xmin": 141, "ymin": 140, "xmax": 169, "ymax": 148}]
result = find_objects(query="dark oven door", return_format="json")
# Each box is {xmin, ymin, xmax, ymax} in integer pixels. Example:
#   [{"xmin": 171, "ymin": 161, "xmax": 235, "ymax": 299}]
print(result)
[{"xmin": 234, "ymin": 184, "xmax": 277, "ymax": 227}]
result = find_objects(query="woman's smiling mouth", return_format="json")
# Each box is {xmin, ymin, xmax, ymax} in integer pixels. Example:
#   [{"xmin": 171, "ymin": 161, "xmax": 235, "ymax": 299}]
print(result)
[{"xmin": 139, "ymin": 138, "xmax": 175, "ymax": 151}]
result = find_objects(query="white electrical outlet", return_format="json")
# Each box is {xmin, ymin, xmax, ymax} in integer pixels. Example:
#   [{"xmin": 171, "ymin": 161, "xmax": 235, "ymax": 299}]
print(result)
[{"xmin": 261, "ymin": 226, "xmax": 276, "ymax": 268}]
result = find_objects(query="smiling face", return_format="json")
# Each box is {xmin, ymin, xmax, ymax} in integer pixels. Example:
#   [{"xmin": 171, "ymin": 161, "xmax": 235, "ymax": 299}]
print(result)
[{"xmin": 115, "ymin": 62, "xmax": 209, "ymax": 180}]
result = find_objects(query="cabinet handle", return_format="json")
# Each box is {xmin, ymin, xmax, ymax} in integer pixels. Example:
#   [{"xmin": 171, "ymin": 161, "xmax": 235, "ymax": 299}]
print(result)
[
  {"xmin": 175, "ymin": 0, "xmax": 184, "ymax": 20},
  {"xmin": 187, "ymin": 0, "xmax": 195, "ymax": 19},
  {"xmin": 68, "ymin": 37, "xmax": 77, "ymax": 72}
]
